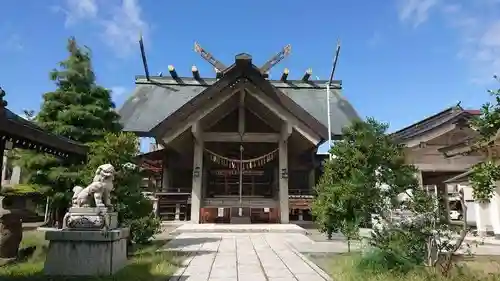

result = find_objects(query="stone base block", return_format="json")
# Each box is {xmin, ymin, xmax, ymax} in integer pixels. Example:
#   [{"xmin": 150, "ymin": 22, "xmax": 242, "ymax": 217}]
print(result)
[
  {"xmin": 476, "ymin": 230, "xmax": 495, "ymax": 237},
  {"xmin": 43, "ymin": 228, "xmax": 129, "ymax": 276},
  {"xmin": 64, "ymin": 208, "xmax": 118, "ymax": 230},
  {"xmin": 0, "ymin": 211, "xmax": 22, "ymax": 259}
]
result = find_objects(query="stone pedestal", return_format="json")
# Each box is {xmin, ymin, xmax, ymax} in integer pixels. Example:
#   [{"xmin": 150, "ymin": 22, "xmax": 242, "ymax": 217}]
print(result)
[
  {"xmin": 475, "ymin": 202, "xmax": 491, "ymax": 237},
  {"xmin": 44, "ymin": 207, "xmax": 129, "ymax": 276},
  {"xmin": 43, "ymin": 228, "xmax": 129, "ymax": 276},
  {"xmin": 63, "ymin": 207, "xmax": 118, "ymax": 230}
]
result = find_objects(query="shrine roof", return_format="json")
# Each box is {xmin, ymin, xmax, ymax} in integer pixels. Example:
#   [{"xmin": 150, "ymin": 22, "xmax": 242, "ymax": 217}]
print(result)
[
  {"xmin": 118, "ymin": 65, "xmax": 359, "ymax": 140},
  {"xmin": 391, "ymin": 105, "xmax": 480, "ymax": 142},
  {"xmin": 0, "ymin": 105, "xmax": 88, "ymax": 160}
]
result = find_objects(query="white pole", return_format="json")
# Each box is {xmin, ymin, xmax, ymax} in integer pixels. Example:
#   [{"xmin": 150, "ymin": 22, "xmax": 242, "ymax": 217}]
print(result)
[
  {"xmin": 239, "ymin": 144, "xmax": 243, "ymax": 205},
  {"xmin": 44, "ymin": 197, "xmax": 50, "ymax": 222},
  {"xmin": 326, "ymin": 40, "xmax": 340, "ymax": 161},
  {"xmin": 326, "ymin": 83, "xmax": 332, "ymax": 160}
]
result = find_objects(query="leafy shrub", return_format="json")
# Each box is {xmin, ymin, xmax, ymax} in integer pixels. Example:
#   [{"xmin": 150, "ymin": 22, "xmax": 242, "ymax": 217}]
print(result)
[
  {"xmin": 125, "ymin": 214, "xmax": 162, "ymax": 244},
  {"xmin": 86, "ymin": 133, "xmax": 162, "ymax": 244},
  {"xmin": 356, "ymin": 248, "xmax": 421, "ymax": 274},
  {"xmin": 370, "ymin": 220, "xmax": 428, "ymax": 266}
]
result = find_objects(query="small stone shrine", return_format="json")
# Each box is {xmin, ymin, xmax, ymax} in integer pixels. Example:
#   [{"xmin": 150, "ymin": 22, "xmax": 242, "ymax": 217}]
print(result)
[
  {"xmin": 0, "ymin": 196, "xmax": 22, "ymax": 264},
  {"xmin": 44, "ymin": 164, "xmax": 130, "ymax": 276}
]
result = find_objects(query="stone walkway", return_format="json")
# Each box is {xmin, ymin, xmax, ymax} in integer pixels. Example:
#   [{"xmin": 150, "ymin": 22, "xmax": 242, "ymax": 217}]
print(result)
[{"xmin": 164, "ymin": 233, "xmax": 331, "ymax": 281}]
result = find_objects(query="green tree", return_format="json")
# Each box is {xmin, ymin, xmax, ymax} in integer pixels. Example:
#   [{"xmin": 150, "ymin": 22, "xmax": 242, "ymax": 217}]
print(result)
[
  {"xmin": 470, "ymin": 75, "xmax": 500, "ymax": 141},
  {"xmin": 84, "ymin": 133, "xmax": 161, "ymax": 244},
  {"xmin": 17, "ymin": 37, "xmax": 121, "ymax": 227},
  {"xmin": 469, "ymin": 77, "xmax": 500, "ymax": 202},
  {"xmin": 313, "ymin": 118, "xmax": 418, "ymax": 244}
]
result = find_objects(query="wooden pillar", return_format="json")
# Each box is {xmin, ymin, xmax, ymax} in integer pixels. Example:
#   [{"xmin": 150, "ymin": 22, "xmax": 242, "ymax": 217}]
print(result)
[
  {"xmin": 308, "ymin": 169, "xmax": 315, "ymax": 191},
  {"xmin": 442, "ymin": 186, "xmax": 451, "ymax": 222},
  {"xmin": 0, "ymin": 140, "xmax": 5, "ymax": 192},
  {"xmin": 1, "ymin": 155, "xmax": 6, "ymax": 186},
  {"xmin": 309, "ymin": 149, "xmax": 316, "ymax": 191},
  {"xmin": 190, "ymin": 124, "xmax": 203, "ymax": 223},
  {"xmin": 202, "ymin": 164, "xmax": 208, "ymax": 199},
  {"xmin": 161, "ymin": 155, "xmax": 169, "ymax": 192},
  {"xmin": 279, "ymin": 123, "xmax": 292, "ymax": 224}
]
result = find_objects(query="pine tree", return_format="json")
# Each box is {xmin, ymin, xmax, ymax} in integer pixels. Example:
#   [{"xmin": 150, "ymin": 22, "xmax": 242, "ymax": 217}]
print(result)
[
  {"xmin": 38, "ymin": 38, "xmax": 121, "ymax": 141},
  {"xmin": 18, "ymin": 37, "xmax": 121, "ymax": 227}
]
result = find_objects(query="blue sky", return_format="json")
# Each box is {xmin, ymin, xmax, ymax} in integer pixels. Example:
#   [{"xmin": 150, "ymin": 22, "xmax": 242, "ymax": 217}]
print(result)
[{"xmin": 1, "ymin": 0, "xmax": 499, "ymax": 153}]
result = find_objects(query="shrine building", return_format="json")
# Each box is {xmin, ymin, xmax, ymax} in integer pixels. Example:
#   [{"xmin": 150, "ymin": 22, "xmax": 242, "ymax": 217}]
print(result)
[{"xmin": 118, "ymin": 44, "xmax": 359, "ymax": 224}]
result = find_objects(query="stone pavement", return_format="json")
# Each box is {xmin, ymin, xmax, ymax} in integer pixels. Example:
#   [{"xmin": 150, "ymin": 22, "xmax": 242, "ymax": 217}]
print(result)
[{"xmin": 163, "ymin": 232, "xmax": 332, "ymax": 281}]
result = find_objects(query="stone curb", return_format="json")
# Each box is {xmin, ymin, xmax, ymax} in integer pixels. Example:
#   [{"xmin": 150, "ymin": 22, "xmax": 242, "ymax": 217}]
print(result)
[{"xmin": 287, "ymin": 242, "xmax": 333, "ymax": 281}]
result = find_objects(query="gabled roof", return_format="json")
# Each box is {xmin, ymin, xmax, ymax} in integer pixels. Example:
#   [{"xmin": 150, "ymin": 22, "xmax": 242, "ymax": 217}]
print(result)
[
  {"xmin": 0, "ymin": 107, "xmax": 88, "ymax": 160},
  {"xmin": 118, "ymin": 54, "xmax": 359, "ymax": 140},
  {"xmin": 439, "ymin": 116, "xmax": 500, "ymax": 158},
  {"xmin": 391, "ymin": 105, "xmax": 480, "ymax": 142}
]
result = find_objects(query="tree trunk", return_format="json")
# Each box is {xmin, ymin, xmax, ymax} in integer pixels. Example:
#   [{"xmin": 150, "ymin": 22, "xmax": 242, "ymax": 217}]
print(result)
[{"xmin": 347, "ymin": 238, "xmax": 351, "ymax": 252}]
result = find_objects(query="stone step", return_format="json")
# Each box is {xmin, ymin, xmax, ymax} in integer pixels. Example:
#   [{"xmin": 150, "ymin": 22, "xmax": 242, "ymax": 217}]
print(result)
[
  {"xmin": 230, "ymin": 216, "xmax": 251, "ymax": 224},
  {"xmin": 171, "ymin": 223, "xmax": 308, "ymax": 234}
]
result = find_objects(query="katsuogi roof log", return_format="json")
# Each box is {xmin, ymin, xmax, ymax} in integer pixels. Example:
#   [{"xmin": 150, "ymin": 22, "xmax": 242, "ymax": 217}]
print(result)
[{"xmin": 119, "ymin": 54, "xmax": 360, "ymax": 141}]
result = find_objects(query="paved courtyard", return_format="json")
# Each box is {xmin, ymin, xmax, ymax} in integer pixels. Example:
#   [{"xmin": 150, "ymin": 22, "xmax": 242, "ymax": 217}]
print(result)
[
  {"xmin": 164, "ymin": 232, "xmax": 332, "ymax": 281},
  {"xmin": 159, "ymin": 223, "xmax": 500, "ymax": 281}
]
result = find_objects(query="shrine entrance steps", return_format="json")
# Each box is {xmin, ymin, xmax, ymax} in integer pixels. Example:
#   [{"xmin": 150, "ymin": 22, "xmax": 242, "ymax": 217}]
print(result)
[{"xmin": 171, "ymin": 223, "xmax": 308, "ymax": 235}]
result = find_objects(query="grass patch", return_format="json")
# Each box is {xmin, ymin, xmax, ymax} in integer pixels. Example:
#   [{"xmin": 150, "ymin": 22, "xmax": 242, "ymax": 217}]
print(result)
[
  {"xmin": 0, "ymin": 231, "xmax": 179, "ymax": 281},
  {"xmin": 315, "ymin": 253, "xmax": 500, "ymax": 281},
  {"xmin": 20, "ymin": 231, "xmax": 47, "ymax": 249}
]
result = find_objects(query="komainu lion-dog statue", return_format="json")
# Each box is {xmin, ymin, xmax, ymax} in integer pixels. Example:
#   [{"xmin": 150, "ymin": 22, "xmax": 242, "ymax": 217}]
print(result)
[{"xmin": 71, "ymin": 164, "xmax": 116, "ymax": 208}]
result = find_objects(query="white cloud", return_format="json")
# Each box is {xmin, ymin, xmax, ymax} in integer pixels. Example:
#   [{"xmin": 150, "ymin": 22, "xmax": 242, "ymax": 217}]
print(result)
[
  {"xmin": 397, "ymin": 0, "xmax": 500, "ymax": 83},
  {"xmin": 397, "ymin": 0, "xmax": 440, "ymax": 27},
  {"xmin": 52, "ymin": 0, "xmax": 98, "ymax": 27},
  {"xmin": 54, "ymin": 0, "xmax": 150, "ymax": 57},
  {"xmin": 66, "ymin": 0, "xmax": 98, "ymax": 26},
  {"xmin": 440, "ymin": 1, "xmax": 500, "ymax": 83},
  {"xmin": 101, "ymin": 0, "xmax": 149, "ymax": 57}
]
